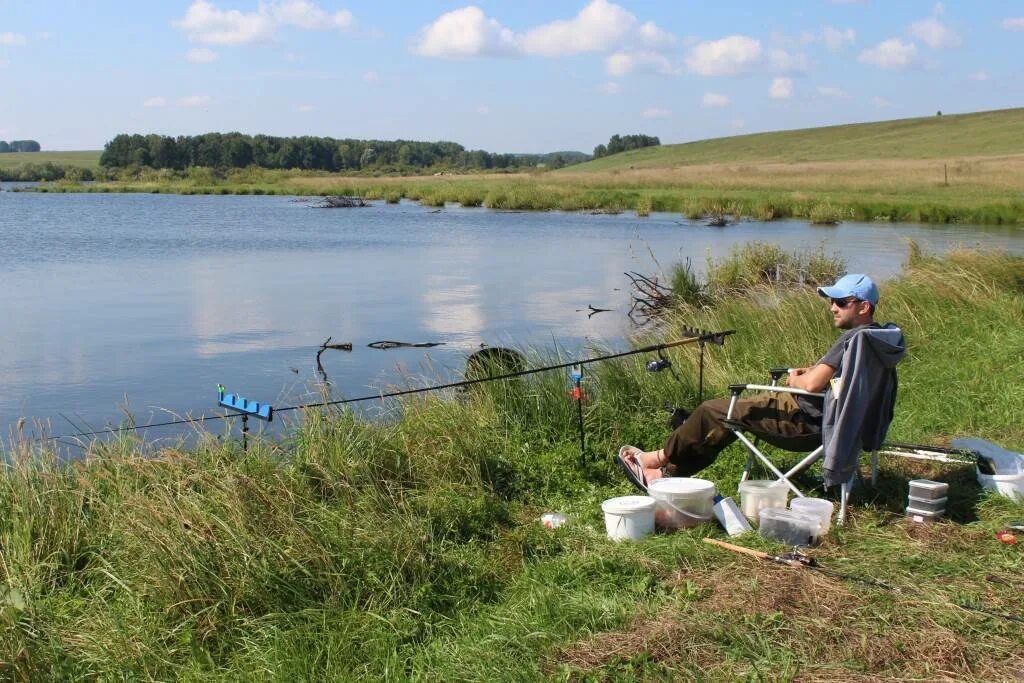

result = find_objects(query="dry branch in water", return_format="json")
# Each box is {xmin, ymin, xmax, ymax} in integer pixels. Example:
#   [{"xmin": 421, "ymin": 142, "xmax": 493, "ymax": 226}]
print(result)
[{"xmin": 626, "ymin": 270, "xmax": 673, "ymax": 325}]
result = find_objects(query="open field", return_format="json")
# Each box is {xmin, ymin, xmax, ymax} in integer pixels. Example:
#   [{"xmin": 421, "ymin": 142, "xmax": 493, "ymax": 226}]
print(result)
[
  {"xmin": 571, "ymin": 107, "xmax": 1024, "ymax": 170},
  {"xmin": 2, "ymin": 246, "xmax": 1022, "ymax": 679},
  {"xmin": 0, "ymin": 150, "xmax": 100, "ymax": 169}
]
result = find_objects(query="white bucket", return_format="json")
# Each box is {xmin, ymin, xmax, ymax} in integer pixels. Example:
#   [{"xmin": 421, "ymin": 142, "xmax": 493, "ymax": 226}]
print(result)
[
  {"xmin": 601, "ymin": 495, "xmax": 656, "ymax": 541},
  {"xmin": 953, "ymin": 436, "xmax": 1024, "ymax": 502},
  {"xmin": 647, "ymin": 477, "xmax": 716, "ymax": 529},
  {"xmin": 738, "ymin": 480, "xmax": 788, "ymax": 522}
]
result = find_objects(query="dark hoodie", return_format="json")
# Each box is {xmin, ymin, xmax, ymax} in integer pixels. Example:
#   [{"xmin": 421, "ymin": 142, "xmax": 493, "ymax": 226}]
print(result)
[{"xmin": 821, "ymin": 324, "xmax": 906, "ymax": 487}]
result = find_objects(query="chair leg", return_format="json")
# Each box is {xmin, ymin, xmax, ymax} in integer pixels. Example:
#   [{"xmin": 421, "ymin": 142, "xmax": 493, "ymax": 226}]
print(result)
[
  {"xmin": 741, "ymin": 450, "xmax": 753, "ymax": 484},
  {"xmin": 838, "ymin": 471, "xmax": 856, "ymax": 526}
]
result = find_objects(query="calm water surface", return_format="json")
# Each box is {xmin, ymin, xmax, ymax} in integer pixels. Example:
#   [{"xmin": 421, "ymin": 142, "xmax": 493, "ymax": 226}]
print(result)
[{"xmin": 1, "ymin": 190, "xmax": 1021, "ymax": 445}]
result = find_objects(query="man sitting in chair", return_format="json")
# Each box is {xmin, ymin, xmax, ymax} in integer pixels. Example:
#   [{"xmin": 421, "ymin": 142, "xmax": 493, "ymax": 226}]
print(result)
[{"xmin": 619, "ymin": 273, "xmax": 885, "ymax": 488}]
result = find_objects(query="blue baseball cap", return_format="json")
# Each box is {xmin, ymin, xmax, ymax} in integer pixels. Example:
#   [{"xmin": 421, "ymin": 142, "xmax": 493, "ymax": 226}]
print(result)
[{"xmin": 817, "ymin": 273, "xmax": 879, "ymax": 305}]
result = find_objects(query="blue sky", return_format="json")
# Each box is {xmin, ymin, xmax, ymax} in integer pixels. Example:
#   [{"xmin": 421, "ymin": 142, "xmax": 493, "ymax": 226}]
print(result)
[{"xmin": 1, "ymin": 1, "xmax": 1022, "ymax": 152}]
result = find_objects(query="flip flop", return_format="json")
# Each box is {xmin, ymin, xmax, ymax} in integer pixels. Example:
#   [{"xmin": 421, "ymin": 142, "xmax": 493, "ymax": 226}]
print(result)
[{"xmin": 616, "ymin": 445, "xmax": 648, "ymax": 493}]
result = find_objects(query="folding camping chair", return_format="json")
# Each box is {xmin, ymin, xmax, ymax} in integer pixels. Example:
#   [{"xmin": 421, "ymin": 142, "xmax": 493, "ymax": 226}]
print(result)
[{"xmin": 724, "ymin": 325, "xmax": 904, "ymax": 525}]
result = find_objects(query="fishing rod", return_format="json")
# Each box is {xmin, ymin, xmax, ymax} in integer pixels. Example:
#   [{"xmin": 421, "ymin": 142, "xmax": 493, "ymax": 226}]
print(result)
[
  {"xmin": 703, "ymin": 538, "xmax": 1024, "ymax": 624},
  {"xmin": 37, "ymin": 328, "xmax": 735, "ymax": 445}
]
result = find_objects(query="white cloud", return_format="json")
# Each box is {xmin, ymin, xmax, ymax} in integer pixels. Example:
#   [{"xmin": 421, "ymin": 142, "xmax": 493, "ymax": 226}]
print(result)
[
  {"xmin": 269, "ymin": 0, "xmax": 352, "ymax": 30},
  {"xmin": 642, "ymin": 107, "xmax": 670, "ymax": 119},
  {"xmin": 769, "ymin": 77, "xmax": 793, "ymax": 99},
  {"xmin": 174, "ymin": 1, "xmax": 275, "ymax": 44},
  {"xmin": 686, "ymin": 35, "xmax": 762, "ymax": 76},
  {"xmin": 909, "ymin": 17, "xmax": 961, "ymax": 48},
  {"xmin": 872, "ymin": 96, "xmax": 894, "ymax": 108},
  {"xmin": 363, "ymin": 70, "xmax": 378, "ymax": 82},
  {"xmin": 638, "ymin": 21, "xmax": 675, "ymax": 47},
  {"xmin": 186, "ymin": 47, "xmax": 219, "ymax": 63},
  {"xmin": 598, "ymin": 81, "xmax": 621, "ymax": 94},
  {"xmin": 173, "ymin": 0, "xmax": 353, "ymax": 46},
  {"xmin": 702, "ymin": 92, "xmax": 729, "ymax": 108},
  {"xmin": 1001, "ymin": 18, "xmax": 1024, "ymax": 31},
  {"xmin": 731, "ymin": 118, "xmax": 745, "ymax": 130},
  {"xmin": 0, "ymin": 32, "xmax": 28, "ymax": 46},
  {"xmin": 817, "ymin": 85, "xmax": 850, "ymax": 98},
  {"xmin": 968, "ymin": 71, "xmax": 990, "ymax": 81},
  {"xmin": 477, "ymin": 105, "xmax": 490, "ymax": 115},
  {"xmin": 0, "ymin": 59, "xmax": 8, "ymax": 69},
  {"xmin": 296, "ymin": 104, "xmax": 314, "ymax": 112},
  {"xmin": 859, "ymin": 38, "xmax": 917, "ymax": 69},
  {"xmin": 605, "ymin": 50, "xmax": 676, "ymax": 76},
  {"xmin": 768, "ymin": 48, "xmax": 807, "ymax": 73},
  {"xmin": 143, "ymin": 96, "xmax": 168, "ymax": 108},
  {"xmin": 177, "ymin": 95, "xmax": 211, "ymax": 107},
  {"xmin": 414, "ymin": 1, "xmax": 672, "ymax": 59},
  {"xmin": 414, "ymin": 6, "xmax": 519, "ymax": 57},
  {"xmin": 933, "ymin": 2, "xmax": 945, "ymax": 15},
  {"xmin": 822, "ymin": 25, "xmax": 855, "ymax": 50},
  {"xmin": 521, "ymin": 0, "xmax": 636, "ymax": 56}
]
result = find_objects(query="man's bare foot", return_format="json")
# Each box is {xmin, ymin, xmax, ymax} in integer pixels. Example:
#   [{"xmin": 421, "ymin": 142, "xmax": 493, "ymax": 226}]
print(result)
[{"xmin": 621, "ymin": 446, "xmax": 667, "ymax": 483}]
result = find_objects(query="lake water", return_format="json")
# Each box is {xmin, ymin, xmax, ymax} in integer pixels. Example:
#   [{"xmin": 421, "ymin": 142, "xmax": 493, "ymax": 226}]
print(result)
[{"xmin": 1, "ymin": 189, "xmax": 1021, "ymax": 447}]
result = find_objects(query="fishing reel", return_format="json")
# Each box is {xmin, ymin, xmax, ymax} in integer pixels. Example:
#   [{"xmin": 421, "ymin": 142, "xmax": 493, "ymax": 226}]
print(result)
[{"xmin": 646, "ymin": 348, "xmax": 673, "ymax": 373}]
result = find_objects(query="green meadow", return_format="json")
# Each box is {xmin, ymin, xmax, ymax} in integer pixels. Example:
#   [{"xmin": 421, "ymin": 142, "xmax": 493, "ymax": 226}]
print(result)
[
  {"xmin": 3, "ymin": 245, "xmax": 1022, "ymax": 680},
  {"xmin": 0, "ymin": 150, "xmax": 100, "ymax": 170}
]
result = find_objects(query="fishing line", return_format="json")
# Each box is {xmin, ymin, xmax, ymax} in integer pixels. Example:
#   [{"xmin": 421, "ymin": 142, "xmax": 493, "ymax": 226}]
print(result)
[{"xmin": 34, "ymin": 331, "xmax": 733, "ymax": 445}]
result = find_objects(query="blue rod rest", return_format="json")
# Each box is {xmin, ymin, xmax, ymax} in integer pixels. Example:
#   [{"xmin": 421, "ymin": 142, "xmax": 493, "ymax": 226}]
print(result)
[{"xmin": 218, "ymin": 386, "xmax": 273, "ymax": 422}]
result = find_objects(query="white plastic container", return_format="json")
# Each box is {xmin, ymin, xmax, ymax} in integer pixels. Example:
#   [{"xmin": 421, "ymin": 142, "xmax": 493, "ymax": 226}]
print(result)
[
  {"xmin": 648, "ymin": 477, "xmax": 716, "ymax": 529},
  {"xmin": 738, "ymin": 480, "xmax": 789, "ymax": 522},
  {"xmin": 789, "ymin": 497, "xmax": 835, "ymax": 536},
  {"xmin": 908, "ymin": 479, "xmax": 949, "ymax": 500},
  {"xmin": 601, "ymin": 495, "xmax": 656, "ymax": 541},
  {"xmin": 952, "ymin": 437, "xmax": 1024, "ymax": 502},
  {"xmin": 906, "ymin": 495, "xmax": 947, "ymax": 514},
  {"xmin": 906, "ymin": 506, "xmax": 944, "ymax": 524},
  {"xmin": 758, "ymin": 508, "xmax": 820, "ymax": 546}
]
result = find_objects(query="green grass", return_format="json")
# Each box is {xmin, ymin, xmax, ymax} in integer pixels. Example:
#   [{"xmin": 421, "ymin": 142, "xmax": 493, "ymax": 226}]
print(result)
[
  {"xmin": 0, "ymin": 150, "xmax": 100, "ymax": 170},
  {"xmin": 1, "ymin": 246, "xmax": 1022, "ymax": 679},
  {"xmin": 569, "ymin": 107, "xmax": 1024, "ymax": 170}
]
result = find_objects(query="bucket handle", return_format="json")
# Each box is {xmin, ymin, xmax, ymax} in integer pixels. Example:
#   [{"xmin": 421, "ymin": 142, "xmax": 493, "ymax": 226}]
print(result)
[{"xmin": 659, "ymin": 498, "xmax": 713, "ymax": 523}]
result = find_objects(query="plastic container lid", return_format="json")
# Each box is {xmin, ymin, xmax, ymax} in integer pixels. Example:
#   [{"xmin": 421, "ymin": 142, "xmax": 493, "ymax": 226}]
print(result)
[
  {"xmin": 905, "ymin": 505, "xmax": 944, "ymax": 518},
  {"xmin": 759, "ymin": 507, "xmax": 817, "ymax": 522},
  {"xmin": 907, "ymin": 494, "xmax": 948, "ymax": 506},
  {"xmin": 739, "ymin": 480, "xmax": 788, "ymax": 493},
  {"xmin": 648, "ymin": 477, "xmax": 716, "ymax": 496},
  {"xmin": 908, "ymin": 479, "xmax": 948, "ymax": 492},
  {"xmin": 602, "ymin": 495, "xmax": 656, "ymax": 514}
]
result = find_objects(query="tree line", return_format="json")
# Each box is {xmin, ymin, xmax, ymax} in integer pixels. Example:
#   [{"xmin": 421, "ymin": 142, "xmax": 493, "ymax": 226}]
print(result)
[
  {"xmin": 99, "ymin": 133, "xmax": 588, "ymax": 173},
  {"xmin": 0, "ymin": 140, "xmax": 41, "ymax": 153},
  {"xmin": 592, "ymin": 134, "xmax": 660, "ymax": 159}
]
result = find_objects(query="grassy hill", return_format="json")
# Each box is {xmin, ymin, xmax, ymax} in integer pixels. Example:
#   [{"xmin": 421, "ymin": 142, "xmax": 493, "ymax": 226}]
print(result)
[
  {"xmin": 0, "ymin": 150, "xmax": 101, "ymax": 169},
  {"xmin": 570, "ymin": 108, "xmax": 1024, "ymax": 171}
]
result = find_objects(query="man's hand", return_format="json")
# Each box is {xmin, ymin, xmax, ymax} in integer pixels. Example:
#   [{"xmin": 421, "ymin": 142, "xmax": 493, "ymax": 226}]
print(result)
[{"xmin": 786, "ymin": 364, "xmax": 835, "ymax": 392}]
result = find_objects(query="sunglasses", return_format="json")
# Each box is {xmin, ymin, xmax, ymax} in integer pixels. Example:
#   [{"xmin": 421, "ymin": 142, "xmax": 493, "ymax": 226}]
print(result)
[{"xmin": 829, "ymin": 297, "xmax": 860, "ymax": 308}]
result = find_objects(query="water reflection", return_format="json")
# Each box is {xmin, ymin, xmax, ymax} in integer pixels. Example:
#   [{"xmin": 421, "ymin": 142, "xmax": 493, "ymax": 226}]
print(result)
[{"xmin": 1, "ymin": 191, "xmax": 1022, "ymax": 443}]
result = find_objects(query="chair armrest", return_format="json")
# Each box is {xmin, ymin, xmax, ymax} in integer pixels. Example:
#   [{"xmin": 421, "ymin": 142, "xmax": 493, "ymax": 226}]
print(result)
[
  {"xmin": 769, "ymin": 367, "xmax": 791, "ymax": 383},
  {"xmin": 728, "ymin": 383, "xmax": 824, "ymax": 398}
]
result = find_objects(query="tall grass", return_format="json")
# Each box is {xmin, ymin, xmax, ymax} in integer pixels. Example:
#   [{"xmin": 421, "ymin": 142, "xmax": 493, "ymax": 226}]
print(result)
[{"xmin": 1, "ymin": 248, "xmax": 1022, "ymax": 679}]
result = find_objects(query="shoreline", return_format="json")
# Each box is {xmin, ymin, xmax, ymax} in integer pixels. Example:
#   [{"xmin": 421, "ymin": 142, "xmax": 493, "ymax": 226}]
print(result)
[{"xmin": 15, "ymin": 177, "xmax": 1024, "ymax": 227}]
